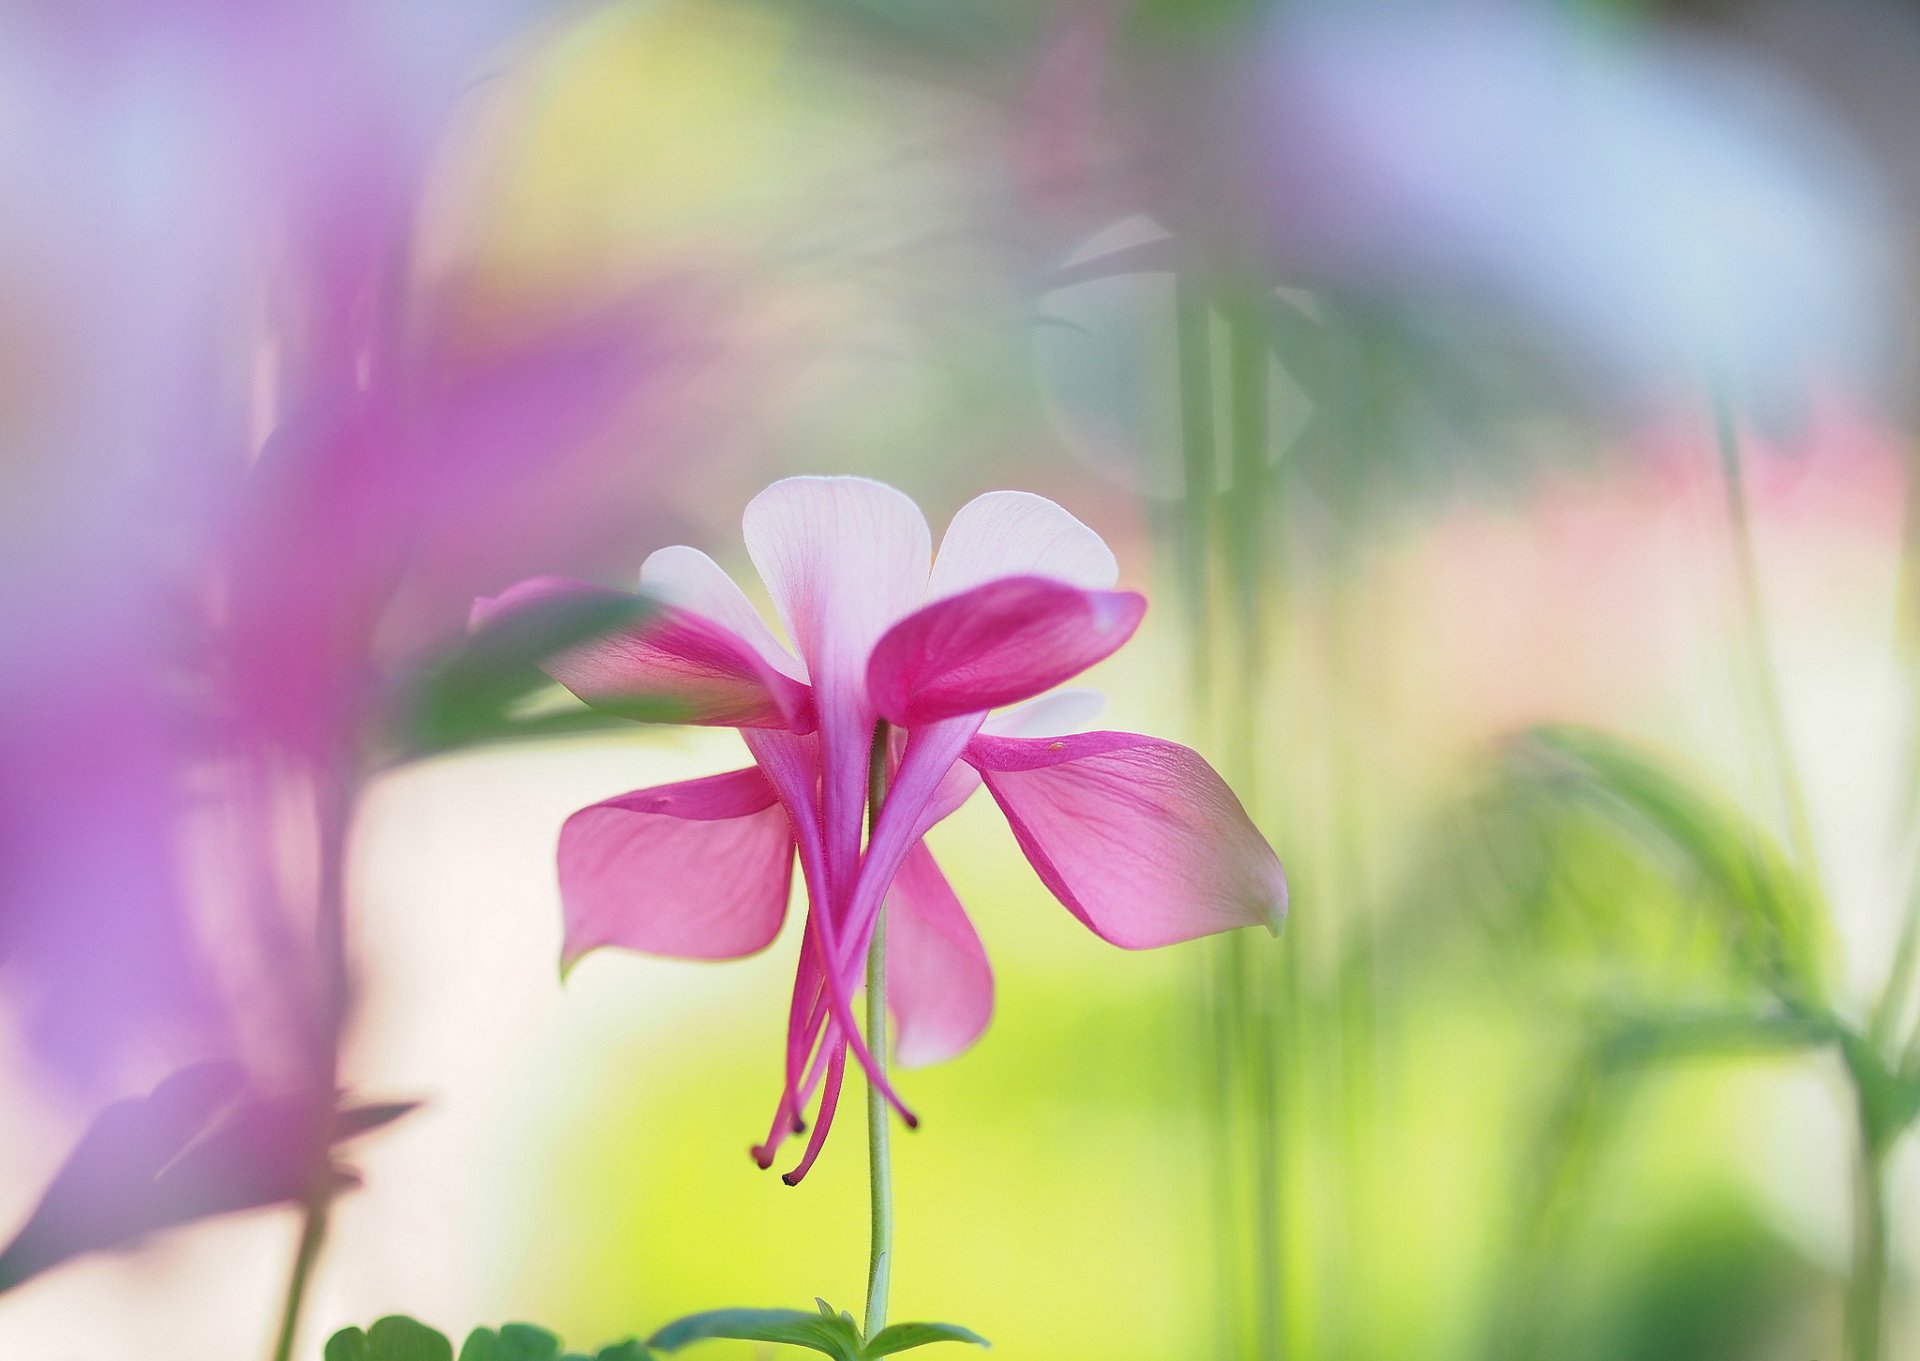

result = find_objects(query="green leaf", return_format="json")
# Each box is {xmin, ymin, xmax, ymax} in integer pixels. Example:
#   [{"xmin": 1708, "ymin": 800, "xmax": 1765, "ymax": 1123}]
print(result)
[
  {"xmin": 648, "ymin": 1308, "xmax": 864, "ymax": 1360},
  {"xmin": 592, "ymin": 1344, "xmax": 653, "ymax": 1361},
  {"xmin": 389, "ymin": 592, "xmax": 656, "ymax": 758},
  {"xmin": 1498, "ymin": 726, "xmax": 1828, "ymax": 1003},
  {"xmin": 864, "ymin": 1322, "xmax": 991, "ymax": 1357},
  {"xmin": 459, "ymin": 1324, "xmax": 568, "ymax": 1361},
  {"xmin": 326, "ymin": 1328, "xmax": 372, "ymax": 1361},
  {"xmin": 358, "ymin": 1316, "xmax": 455, "ymax": 1361}
]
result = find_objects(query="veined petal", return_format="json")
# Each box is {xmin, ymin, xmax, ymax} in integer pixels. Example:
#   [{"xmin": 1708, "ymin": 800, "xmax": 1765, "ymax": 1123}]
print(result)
[
  {"xmin": 559, "ymin": 767, "xmax": 796, "ymax": 968},
  {"xmin": 928, "ymin": 490, "xmax": 1119, "ymax": 599},
  {"xmin": 887, "ymin": 844, "xmax": 993, "ymax": 1068},
  {"xmin": 640, "ymin": 545, "xmax": 806, "ymax": 682},
  {"xmin": 867, "ymin": 576, "xmax": 1144, "ymax": 728},
  {"xmin": 743, "ymin": 476, "xmax": 932, "ymax": 907},
  {"xmin": 966, "ymin": 731, "xmax": 1288, "ymax": 948},
  {"xmin": 910, "ymin": 690, "xmax": 1110, "ymax": 830},
  {"xmin": 742, "ymin": 476, "xmax": 931, "ymax": 683},
  {"xmin": 474, "ymin": 575, "xmax": 813, "ymax": 730}
]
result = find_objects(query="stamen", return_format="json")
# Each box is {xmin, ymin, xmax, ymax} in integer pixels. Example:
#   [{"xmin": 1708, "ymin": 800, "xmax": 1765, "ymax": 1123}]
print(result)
[{"xmin": 781, "ymin": 1042, "xmax": 848, "ymax": 1186}]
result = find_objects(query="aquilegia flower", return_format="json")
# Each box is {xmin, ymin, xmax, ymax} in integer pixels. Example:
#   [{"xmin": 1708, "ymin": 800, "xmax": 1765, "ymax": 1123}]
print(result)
[{"xmin": 476, "ymin": 477, "xmax": 1286, "ymax": 1180}]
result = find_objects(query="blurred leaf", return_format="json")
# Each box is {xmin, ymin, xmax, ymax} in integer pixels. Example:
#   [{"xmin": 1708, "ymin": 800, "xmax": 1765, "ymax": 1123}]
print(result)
[
  {"xmin": 648, "ymin": 1308, "xmax": 864, "ymax": 1359},
  {"xmin": 459, "ymin": 1323, "xmax": 566, "ymax": 1361},
  {"xmin": 591, "ymin": 1344, "xmax": 653, "ymax": 1361},
  {"xmin": 0, "ymin": 1064, "xmax": 415, "ymax": 1294},
  {"xmin": 1591, "ymin": 1009, "xmax": 1839, "ymax": 1071},
  {"xmin": 864, "ymin": 1322, "xmax": 990, "ymax": 1356},
  {"xmin": 388, "ymin": 592, "xmax": 655, "ymax": 758},
  {"xmin": 325, "ymin": 1317, "xmax": 454, "ymax": 1361},
  {"xmin": 1582, "ymin": 1195, "xmax": 1823, "ymax": 1361},
  {"xmin": 327, "ymin": 1329, "xmax": 372, "ymax": 1361},
  {"xmin": 1493, "ymin": 726, "xmax": 1827, "ymax": 1003},
  {"xmin": 1839, "ymin": 1031, "xmax": 1920, "ymax": 1152}
]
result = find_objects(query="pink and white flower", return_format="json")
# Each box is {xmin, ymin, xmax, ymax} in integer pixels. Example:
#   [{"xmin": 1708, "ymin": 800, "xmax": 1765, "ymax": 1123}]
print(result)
[{"xmin": 476, "ymin": 477, "xmax": 1286, "ymax": 1180}]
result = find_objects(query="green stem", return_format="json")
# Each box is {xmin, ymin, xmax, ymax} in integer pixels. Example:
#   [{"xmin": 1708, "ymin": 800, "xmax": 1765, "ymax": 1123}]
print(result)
[
  {"xmin": 1711, "ymin": 389, "xmax": 1823, "ymax": 893},
  {"xmin": 1847, "ymin": 1096, "xmax": 1890, "ymax": 1361},
  {"xmin": 865, "ymin": 725, "xmax": 895, "ymax": 1341},
  {"xmin": 269, "ymin": 1199, "xmax": 331, "ymax": 1361},
  {"xmin": 1174, "ymin": 271, "xmax": 1217, "ymax": 719}
]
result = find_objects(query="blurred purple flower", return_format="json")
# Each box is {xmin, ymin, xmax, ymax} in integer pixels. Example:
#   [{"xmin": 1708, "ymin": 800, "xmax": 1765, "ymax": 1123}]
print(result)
[
  {"xmin": 1240, "ymin": 2, "xmax": 1896, "ymax": 410},
  {"xmin": 0, "ymin": 0, "xmax": 729, "ymax": 1291}
]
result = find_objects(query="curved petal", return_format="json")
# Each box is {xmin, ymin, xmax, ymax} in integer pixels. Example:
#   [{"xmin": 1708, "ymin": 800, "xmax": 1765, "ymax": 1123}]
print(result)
[
  {"xmin": 907, "ymin": 690, "xmax": 1110, "ymax": 831},
  {"xmin": 742, "ymin": 476, "xmax": 931, "ymax": 683},
  {"xmin": 475, "ymin": 576, "xmax": 813, "ymax": 730},
  {"xmin": 887, "ymin": 844, "xmax": 993, "ymax": 1068},
  {"xmin": 743, "ymin": 476, "xmax": 932, "ymax": 902},
  {"xmin": 965, "ymin": 731, "xmax": 1288, "ymax": 948},
  {"xmin": 867, "ymin": 576, "xmax": 1145, "ymax": 728},
  {"xmin": 640, "ymin": 545, "xmax": 806, "ymax": 682},
  {"xmin": 559, "ymin": 767, "xmax": 796, "ymax": 967},
  {"xmin": 928, "ymin": 490, "xmax": 1119, "ymax": 599}
]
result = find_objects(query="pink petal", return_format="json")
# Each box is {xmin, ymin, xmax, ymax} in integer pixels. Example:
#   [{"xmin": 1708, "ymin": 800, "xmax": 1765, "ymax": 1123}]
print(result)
[
  {"xmin": 474, "ymin": 575, "xmax": 813, "ymax": 730},
  {"xmin": 639, "ymin": 545, "xmax": 806, "ymax": 682},
  {"xmin": 742, "ymin": 476, "xmax": 931, "ymax": 683},
  {"xmin": 965, "ymin": 731, "xmax": 1288, "ymax": 948},
  {"xmin": 558, "ymin": 767, "xmax": 796, "ymax": 967},
  {"xmin": 742, "ymin": 477, "xmax": 932, "ymax": 909},
  {"xmin": 886, "ymin": 844, "xmax": 994, "ymax": 1068},
  {"xmin": 928, "ymin": 490, "xmax": 1119, "ymax": 599},
  {"xmin": 913, "ymin": 690, "xmax": 1110, "ymax": 830},
  {"xmin": 867, "ymin": 576, "xmax": 1145, "ymax": 727}
]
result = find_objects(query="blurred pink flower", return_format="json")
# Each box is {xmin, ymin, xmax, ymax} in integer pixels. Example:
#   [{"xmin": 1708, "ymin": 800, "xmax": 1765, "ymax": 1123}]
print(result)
[
  {"xmin": 477, "ymin": 477, "xmax": 1287, "ymax": 1180},
  {"xmin": 0, "ymin": 1, "xmax": 732, "ymax": 1295}
]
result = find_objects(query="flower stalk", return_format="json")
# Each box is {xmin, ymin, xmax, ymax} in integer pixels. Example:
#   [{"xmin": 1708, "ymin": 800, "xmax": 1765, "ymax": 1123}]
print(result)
[
  {"xmin": 269, "ymin": 759, "xmax": 354, "ymax": 1361},
  {"xmin": 865, "ymin": 722, "xmax": 896, "ymax": 1339}
]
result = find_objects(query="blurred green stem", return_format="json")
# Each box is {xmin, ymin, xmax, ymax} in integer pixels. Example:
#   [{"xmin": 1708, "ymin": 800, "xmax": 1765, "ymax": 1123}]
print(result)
[
  {"xmin": 1175, "ymin": 272, "xmax": 1217, "ymax": 713},
  {"xmin": 1848, "ymin": 1098, "xmax": 1890, "ymax": 1361},
  {"xmin": 864, "ymin": 724, "xmax": 895, "ymax": 1340},
  {"xmin": 1710, "ymin": 389, "xmax": 1823, "ymax": 892}
]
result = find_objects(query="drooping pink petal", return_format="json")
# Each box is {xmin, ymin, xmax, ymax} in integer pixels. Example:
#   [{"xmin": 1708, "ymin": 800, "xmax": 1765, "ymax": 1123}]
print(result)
[
  {"xmin": 965, "ymin": 731, "xmax": 1288, "ymax": 948},
  {"xmin": 909, "ymin": 689, "xmax": 1110, "ymax": 831},
  {"xmin": 474, "ymin": 576, "xmax": 813, "ymax": 730},
  {"xmin": 886, "ymin": 844, "xmax": 994, "ymax": 1068},
  {"xmin": 639, "ymin": 545, "xmax": 806, "ymax": 682},
  {"xmin": 558, "ymin": 767, "xmax": 796, "ymax": 968},
  {"xmin": 867, "ymin": 576, "xmax": 1145, "ymax": 728},
  {"xmin": 927, "ymin": 489, "xmax": 1119, "ymax": 599}
]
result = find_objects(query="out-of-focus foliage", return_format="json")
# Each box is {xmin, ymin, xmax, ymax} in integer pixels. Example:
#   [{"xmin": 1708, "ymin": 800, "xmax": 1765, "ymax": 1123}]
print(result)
[{"xmin": 326, "ymin": 1315, "xmax": 652, "ymax": 1361}]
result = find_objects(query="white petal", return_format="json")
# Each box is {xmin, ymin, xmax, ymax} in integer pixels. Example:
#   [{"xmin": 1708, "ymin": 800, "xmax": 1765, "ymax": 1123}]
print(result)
[
  {"xmin": 641, "ymin": 545, "xmax": 805, "ymax": 681},
  {"xmin": 927, "ymin": 490, "xmax": 1119, "ymax": 600}
]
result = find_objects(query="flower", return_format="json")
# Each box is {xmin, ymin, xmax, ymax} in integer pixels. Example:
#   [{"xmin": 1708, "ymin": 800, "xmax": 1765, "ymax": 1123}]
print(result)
[{"xmin": 476, "ymin": 477, "xmax": 1287, "ymax": 1180}]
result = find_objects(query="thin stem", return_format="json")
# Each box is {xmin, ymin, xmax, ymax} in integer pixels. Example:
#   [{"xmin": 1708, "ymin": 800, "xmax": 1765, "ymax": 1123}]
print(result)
[
  {"xmin": 269, "ymin": 762, "xmax": 352, "ymax": 1361},
  {"xmin": 864, "ymin": 724, "xmax": 895, "ymax": 1340},
  {"xmin": 1226, "ymin": 290, "xmax": 1284, "ymax": 1361},
  {"xmin": 1175, "ymin": 271, "xmax": 1217, "ymax": 717},
  {"xmin": 269, "ymin": 1199, "xmax": 330, "ymax": 1361},
  {"xmin": 1711, "ymin": 389, "xmax": 1823, "ymax": 892},
  {"xmin": 1847, "ymin": 1097, "xmax": 1890, "ymax": 1361}
]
